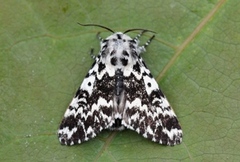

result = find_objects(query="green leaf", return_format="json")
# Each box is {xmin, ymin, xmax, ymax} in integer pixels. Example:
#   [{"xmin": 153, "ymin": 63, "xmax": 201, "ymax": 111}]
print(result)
[{"xmin": 1, "ymin": 0, "xmax": 240, "ymax": 161}]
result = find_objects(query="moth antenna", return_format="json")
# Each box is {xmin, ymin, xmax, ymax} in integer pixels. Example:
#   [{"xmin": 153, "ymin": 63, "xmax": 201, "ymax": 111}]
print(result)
[
  {"xmin": 124, "ymin": 29, "xmax": 156, "ymax": 34},
  {"xmin": 78, "ymin": 23, "xmax": 115, "ymax": 33}
]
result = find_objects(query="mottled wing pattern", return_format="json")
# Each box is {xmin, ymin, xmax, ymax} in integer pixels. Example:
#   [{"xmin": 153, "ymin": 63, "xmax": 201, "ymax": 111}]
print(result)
[
  {"xmin": 58, "ymin": 58, "xmax": 115, "ymax": 145},
  {"xmin": 122, "ymin": 57, "xmax": 182, "ymax": 146},
  {"xmin": 58, "ymin": 25, "xmax": 183, "ymax": 146}
]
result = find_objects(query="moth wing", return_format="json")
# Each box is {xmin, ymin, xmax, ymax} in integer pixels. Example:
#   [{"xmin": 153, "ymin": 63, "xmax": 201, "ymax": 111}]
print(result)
[
  {"xmin": 58, "ymin": 61, "xmax": 115, "ymax": 145},
  {"xmin": 122, "ymin": 59, "xmax": 182, "ymax": 146}
]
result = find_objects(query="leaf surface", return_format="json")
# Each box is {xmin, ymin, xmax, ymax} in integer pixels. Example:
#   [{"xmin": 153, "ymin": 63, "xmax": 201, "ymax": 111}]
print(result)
[{"xmin": 1, "ymin": 0, "xmax": 240, "ymax": 161}]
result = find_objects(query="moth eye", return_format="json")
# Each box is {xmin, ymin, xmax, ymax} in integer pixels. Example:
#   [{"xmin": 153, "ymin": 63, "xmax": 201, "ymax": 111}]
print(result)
[{"xmin": 120, "ymin": 58, "xmax": 128, "ymax": 66}]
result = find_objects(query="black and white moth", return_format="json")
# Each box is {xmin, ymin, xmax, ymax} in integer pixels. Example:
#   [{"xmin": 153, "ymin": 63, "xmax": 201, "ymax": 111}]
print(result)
[{"xmin": 58, "ymin": 23, "xmax": 182, "ymax": 146}]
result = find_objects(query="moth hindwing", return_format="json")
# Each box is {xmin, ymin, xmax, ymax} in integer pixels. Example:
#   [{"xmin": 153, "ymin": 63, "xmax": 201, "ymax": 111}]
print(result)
[{"xmin": 58, "ymin": 24, "xmax": 182, "ymax": 146}]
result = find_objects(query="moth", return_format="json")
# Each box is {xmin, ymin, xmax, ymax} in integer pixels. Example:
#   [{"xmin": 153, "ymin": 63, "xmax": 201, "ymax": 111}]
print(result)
[{"xmin": 58, "ymin": 23, "xmax": 182, "ymax": 146}]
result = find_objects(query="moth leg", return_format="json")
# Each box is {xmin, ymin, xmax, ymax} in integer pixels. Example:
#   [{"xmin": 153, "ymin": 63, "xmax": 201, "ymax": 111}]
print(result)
[
  {"xmin": 138, "ymin": 34, "xmax": 155, "ymax": 53},
  {"xmin": 96, "ymin": 32, "xmax": 103, "ymax": 41},
  {"xmin": 133, "ymin": 30, "xmax": 148, "ymax": 42},
  {"xmin": 143, "ymin": 35, "xmax": 155, "ymax": 48},
  {"xmin": 88, "ymin": 32, "xmax": 105, "ymax": 59},
  {"xmin": 89, "ymin": 48, "xmax": 96, "ymax": 59}
]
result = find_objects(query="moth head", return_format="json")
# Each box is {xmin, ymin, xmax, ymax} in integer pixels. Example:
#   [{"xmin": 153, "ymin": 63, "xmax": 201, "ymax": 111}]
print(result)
[{"xmin": 106, "ymin": 32, "xmax": 132, "ymax": 42}]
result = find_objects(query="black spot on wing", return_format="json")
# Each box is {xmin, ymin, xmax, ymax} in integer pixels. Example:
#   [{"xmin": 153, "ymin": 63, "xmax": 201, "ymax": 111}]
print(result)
[
  {"xmin": 88, "ymin": 82, "xmax": 91, "ymax": 86},
  {"xmin": 121, "ymin": 58, "xmax": 128, "ymax": 66},
  {"xmin": 129, "ymin": 40, "xmax": 136, "ymax": 49},
  {"xmin": 111, "ymin": 57, "xmax": 117, "ymax": 66},
  {"xmin": 98, "ymin": 62, "xmax": 106, "ymax": 73},
  {"xmin": 122, "ymin": 50, "xmax": 129, "ymax": 57},
  {"xmin": 133, "ymin": 62, "xmax": 140, "ymax": 73},
  {"xmin": 142, "ymin": 71, "xmax": 153, "ymax": 78},
  {"xmin": 102, "ymin": 39, "xmax": 108, "ymax": 43},
  {"xmin": 147, "ymin": 82, "xmax": 151, "ymax": 87},
  {"xmin": 102, "ymin": 43, "xmax": 108, "ymax": 49},
  {"xmin": 110, "ymin": 50, "xmax": 116, "ymax": 56}
]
